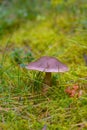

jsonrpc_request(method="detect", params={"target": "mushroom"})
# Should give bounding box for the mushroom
[25,56,69,88]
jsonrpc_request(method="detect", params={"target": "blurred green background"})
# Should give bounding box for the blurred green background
[0,0,87,130]
[0,0,87,37]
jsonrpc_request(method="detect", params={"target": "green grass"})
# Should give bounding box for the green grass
[0,0,87,129]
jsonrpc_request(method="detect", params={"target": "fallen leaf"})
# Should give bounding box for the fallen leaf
[65,87,72,95]
[72,85,79,91]
[70,89,76,97]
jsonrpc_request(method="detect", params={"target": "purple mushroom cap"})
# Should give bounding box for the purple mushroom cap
[25,56,69,72]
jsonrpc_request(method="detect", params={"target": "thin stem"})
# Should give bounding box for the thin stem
[42,72,51,93]
[44,72,51,86]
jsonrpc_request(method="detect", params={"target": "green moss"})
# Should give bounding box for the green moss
[0,0,87,129]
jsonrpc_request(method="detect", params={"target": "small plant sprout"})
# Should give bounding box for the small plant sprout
[25,56,69,88]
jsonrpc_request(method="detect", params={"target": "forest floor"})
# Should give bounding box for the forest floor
[0,1,87,130]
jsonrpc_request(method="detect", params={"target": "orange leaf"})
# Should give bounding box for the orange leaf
[72,85,79,91]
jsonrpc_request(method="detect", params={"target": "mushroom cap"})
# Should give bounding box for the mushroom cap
[26,56,69,72]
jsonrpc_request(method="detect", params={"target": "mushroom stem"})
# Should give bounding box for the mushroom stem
[42,72,51,93]
[44,72,51,86]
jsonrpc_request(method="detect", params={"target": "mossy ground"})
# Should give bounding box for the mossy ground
[0,0,87,130]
